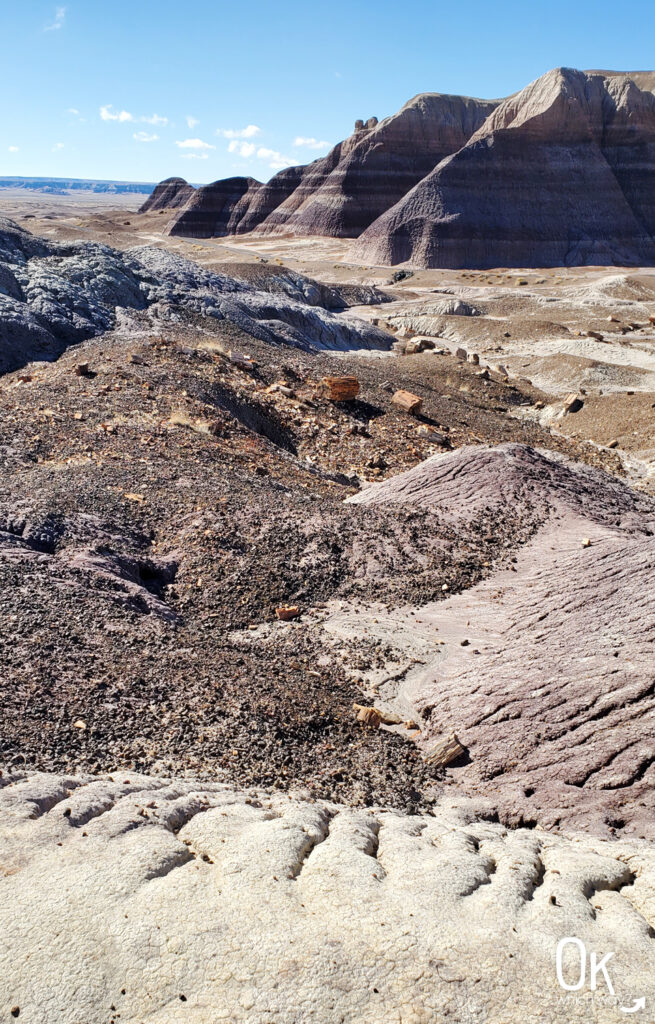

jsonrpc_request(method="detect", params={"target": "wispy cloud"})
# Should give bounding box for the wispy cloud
[226,138,295,170]
[180,153,209,161]
[186,115,199,129]
[67,107,79,116]
[294,136,330,150]
[100,106,168,126]
[8,146,19,153]
[256,147,295,170]
[52,142,64,151]
[133,131,158,143]
[217,124,261,139]
[45,6,66,31]
[176,138,215,150]
[142,114,168,126]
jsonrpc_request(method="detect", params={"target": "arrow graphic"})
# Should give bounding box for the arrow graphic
[620,997,646,1014]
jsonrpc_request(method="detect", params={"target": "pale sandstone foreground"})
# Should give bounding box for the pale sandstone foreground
[2,772,655,1024]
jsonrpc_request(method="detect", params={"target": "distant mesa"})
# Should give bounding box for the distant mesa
[0,176,155,196]
[146,68,655,269]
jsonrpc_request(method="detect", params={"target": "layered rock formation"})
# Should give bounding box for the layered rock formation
[164,94,497,239]
[252,95,497,238]
[0,219,391,372]
[155,68,655,268]
[138,176,195,213]
[352,68,655,267]
[163,175,261,237]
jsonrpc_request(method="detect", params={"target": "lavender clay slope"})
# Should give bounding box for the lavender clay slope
[346,444,655,835]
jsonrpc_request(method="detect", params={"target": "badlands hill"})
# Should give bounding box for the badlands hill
[353,67,655,268]
[156,94,496,240]
[147,67,655,268]
[138,176,194,212]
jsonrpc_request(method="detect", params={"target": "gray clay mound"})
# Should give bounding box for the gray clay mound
[2,771,655,1023]
[0,220,391,372]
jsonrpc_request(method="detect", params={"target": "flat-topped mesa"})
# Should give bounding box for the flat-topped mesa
[164,176,262,238]
[138,177,195,213]
[351,67,655,268]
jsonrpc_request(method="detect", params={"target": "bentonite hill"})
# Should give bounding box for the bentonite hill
[146,67,655,269]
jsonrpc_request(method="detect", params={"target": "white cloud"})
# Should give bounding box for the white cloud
[8,146,19,153]
[101,106,168,126]
[176,138,215,150]
[100,105,134,123]
[45,6,66,31]
[180,153,209,161]
[52,142,64,151]
[226,138,295,170]
[67,107,79,116]
[186,115,199,129]
[256,147,295,170]
[294,136,330,150]
[133,131,158,143]
[217,124,261,139]
[228,140,256,157]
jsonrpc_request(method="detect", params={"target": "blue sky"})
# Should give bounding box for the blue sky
[3,1,655,184]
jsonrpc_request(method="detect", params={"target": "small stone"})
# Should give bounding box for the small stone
[320,376,359,402]
[424,733,465,767]
[391,390,422,415]
[228,350,255,369]
[353,704,382,729]
[275,606,301,621]
[73,720,86,730]
[582,538,592,548]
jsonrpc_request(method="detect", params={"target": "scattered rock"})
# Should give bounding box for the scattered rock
[391,390,423,415]
[424,734,465,767]
[320,376,360,402]
[353,705,382,729]
[275,606,301,621]
[563,393,584,414]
